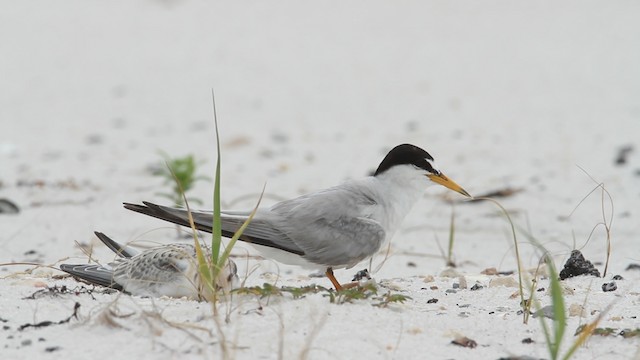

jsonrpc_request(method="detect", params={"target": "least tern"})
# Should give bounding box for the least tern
[60,232,238,299]
[125,144,470,290]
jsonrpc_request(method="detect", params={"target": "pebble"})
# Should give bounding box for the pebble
[470,283,483,291]
[559,250,600,280]
[489,276,519,288]
[0,199,19,214]
[458,276,468,289]
[569,303,587,317]
[602,281,617,292]
[440,267,461,278]
[532,305,555,319]
[422,275,435,283]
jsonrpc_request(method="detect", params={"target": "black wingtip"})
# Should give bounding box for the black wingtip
[94,231,136,258]
[123,202,147,211]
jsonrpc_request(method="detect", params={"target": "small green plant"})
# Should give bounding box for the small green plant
[281,284,329,299]
[232,282,409,307]
[234,283,283,298]
[326,282,379,304]
[153,153,209,207]
[373,292,411,308]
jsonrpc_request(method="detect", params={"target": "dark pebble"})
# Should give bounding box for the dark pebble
[351,269,370,281]
[559,250,600,280]
[625,263,640,271]
[470,283,483,291]
[615,145,633,165]
[427,298,438,304]
[0,199,20,214]
[602,282,617,292]
[612,275,623,280]
[522,337,534,344]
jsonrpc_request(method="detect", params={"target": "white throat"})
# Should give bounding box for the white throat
[369,165,430,239]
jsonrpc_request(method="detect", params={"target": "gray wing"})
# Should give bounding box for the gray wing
[124,178,386,268]
[269,181,386,267]
[123,202,305,256]
[59,264,122,290]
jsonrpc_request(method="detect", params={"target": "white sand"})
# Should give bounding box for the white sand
[1,2,639,359]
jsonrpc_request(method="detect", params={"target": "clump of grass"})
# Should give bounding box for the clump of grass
[153,153,209,207]
[477,186,612,359]
[185,91,263,307]
[161,91,261,308]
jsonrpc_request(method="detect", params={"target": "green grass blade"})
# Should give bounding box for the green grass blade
[547,257,566,359]
[215,184,266,274]
[211,90,222,264]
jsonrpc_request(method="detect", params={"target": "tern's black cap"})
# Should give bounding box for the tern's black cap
[374,144,438,176]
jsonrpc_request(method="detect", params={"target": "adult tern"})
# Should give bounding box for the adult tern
[124,144,471,290]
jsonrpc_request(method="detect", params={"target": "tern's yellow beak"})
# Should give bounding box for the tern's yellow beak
[427,173,471,198]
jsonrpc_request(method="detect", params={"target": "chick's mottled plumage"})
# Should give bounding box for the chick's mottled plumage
[61,232,238,299]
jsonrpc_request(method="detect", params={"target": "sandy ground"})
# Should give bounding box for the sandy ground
[1,1,640,359]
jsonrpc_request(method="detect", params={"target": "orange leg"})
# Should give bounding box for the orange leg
[325,268,343,291]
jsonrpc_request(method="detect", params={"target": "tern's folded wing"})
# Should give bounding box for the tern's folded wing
[268,182,386,267]
[283,216,385,268]
[60,264,123,290]
[124,202,306,256]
